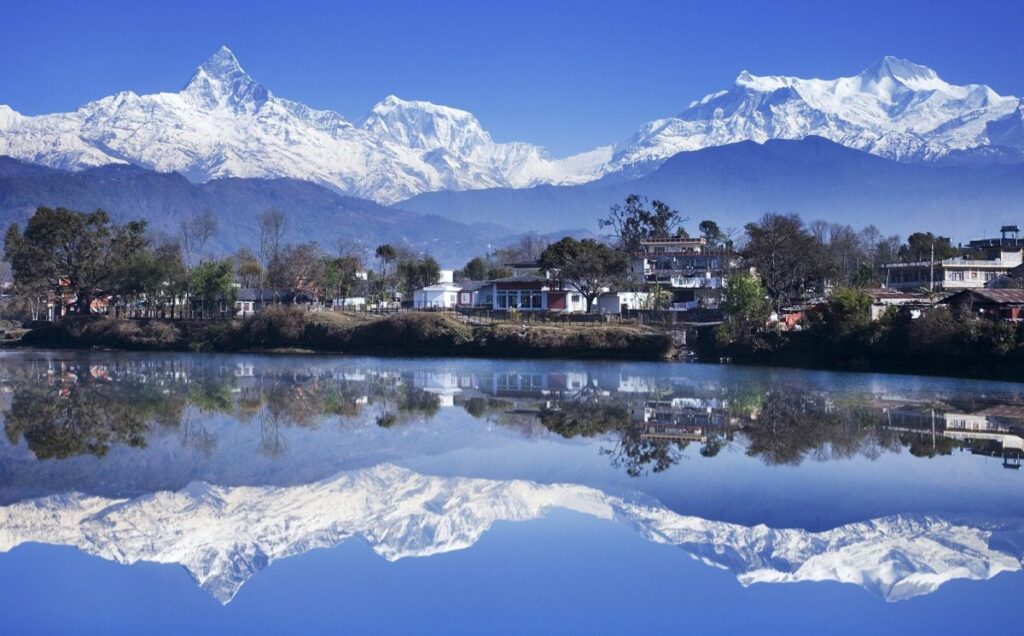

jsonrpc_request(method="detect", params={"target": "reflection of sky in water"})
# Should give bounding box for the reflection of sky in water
[0,351,1022,633]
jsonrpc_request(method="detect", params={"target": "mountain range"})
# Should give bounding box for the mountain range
[0,464,1020,604]
[1,48,1021,207]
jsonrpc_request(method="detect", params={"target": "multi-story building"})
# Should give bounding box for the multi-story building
[632,237,739,310]
[881,226,1024,292]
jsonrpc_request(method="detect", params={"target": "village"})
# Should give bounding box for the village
[7,200,1024,335]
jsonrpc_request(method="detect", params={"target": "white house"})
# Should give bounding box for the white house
[413,283,461,309]
[595,291,652,314]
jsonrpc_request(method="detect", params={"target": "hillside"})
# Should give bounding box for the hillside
[0,157,510,265]
[399,137,1024,238]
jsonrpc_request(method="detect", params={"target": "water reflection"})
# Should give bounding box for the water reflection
[4,355,1023,475]
[2,352,1024,609]
[0,464,1019,604]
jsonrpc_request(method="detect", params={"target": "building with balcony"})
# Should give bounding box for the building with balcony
[632,237,739,309]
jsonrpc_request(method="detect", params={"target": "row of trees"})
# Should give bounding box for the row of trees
[1,206,443,320]
[2,199,962,321]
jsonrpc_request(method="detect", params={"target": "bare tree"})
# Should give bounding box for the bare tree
[258,209,287,285]
[279,242,326,299]
[180,209,218,267]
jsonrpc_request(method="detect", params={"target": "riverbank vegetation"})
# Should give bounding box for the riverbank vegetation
[18,308,676,360]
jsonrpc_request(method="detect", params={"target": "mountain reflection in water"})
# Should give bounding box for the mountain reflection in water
[1,464,1021,604]
[1,351,1023,608]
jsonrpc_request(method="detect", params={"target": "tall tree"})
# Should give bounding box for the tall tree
[278,243,327,298]
[258,209,287,283]
[600,194,687,253]
[900,232,959,262]
[323,254,364,303]
[4,207,148,314]
[742,213,827,309]
[397,254,442,296]
[716,271,769,344]
[190,259,235,318]
[232,248,263,288]
[180,209,218,266]
[699,220,724,246]
[539,237,628,312]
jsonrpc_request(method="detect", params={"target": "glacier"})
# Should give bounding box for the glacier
[0,49,1020,204]
[0,464,1019,604]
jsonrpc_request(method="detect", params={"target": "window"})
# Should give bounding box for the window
[947,271,965,281]
[571,294,582,304]
[497,291,509,309]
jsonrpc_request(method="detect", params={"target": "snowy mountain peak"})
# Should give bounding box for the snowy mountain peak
[183,46,269,111]
[0,51,1020,201]
[362,95,492,152]
[861,56,939,84]
[608,55,1022,171]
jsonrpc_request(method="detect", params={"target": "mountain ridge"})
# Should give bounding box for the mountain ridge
[0,49,1020,204]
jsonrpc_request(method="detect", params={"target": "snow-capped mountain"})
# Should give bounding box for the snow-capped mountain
[0,50,1019,204]
[0,464,1019,604]
[609,56,1024,173]
[0,47,609,203]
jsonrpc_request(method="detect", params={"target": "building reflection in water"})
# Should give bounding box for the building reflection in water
[2,356,1023,474]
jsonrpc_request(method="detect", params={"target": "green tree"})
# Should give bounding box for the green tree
[190,259,236,318]
[397,254,442,296]
[4,207,149,315]
[699,220,724,245]
[539,237,628,312]
[460,256,489,281]
[716,271,769,344]
[323,254,364,303]
[900,232,959,262]
[826,287,872,334]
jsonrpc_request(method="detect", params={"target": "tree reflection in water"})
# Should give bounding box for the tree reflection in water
[2,356,1023,475]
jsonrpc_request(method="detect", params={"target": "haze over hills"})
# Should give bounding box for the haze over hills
[0,47,1021,208]
[0,157,515,265]
[401,137,1024,239]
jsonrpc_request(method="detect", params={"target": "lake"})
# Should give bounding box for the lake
[0,350,1022,634]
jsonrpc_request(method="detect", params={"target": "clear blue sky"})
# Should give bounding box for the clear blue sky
[1,0,1021,156]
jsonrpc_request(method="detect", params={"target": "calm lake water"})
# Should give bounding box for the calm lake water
[0,350,1022,634]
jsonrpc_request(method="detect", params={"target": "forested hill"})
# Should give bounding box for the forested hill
[0,157,510,266]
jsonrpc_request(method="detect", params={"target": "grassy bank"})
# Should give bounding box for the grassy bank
[16,308,677,360]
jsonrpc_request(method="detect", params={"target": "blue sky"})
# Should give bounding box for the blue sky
[1,0,1022,156]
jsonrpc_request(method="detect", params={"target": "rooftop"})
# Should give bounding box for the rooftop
[487,274,550,284]
[943,288,1024,304]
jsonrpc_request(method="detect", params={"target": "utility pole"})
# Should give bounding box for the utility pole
[929,241,935,293]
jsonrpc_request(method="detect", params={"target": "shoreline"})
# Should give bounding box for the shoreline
[10,312,1024,383]
[12,311,679,362]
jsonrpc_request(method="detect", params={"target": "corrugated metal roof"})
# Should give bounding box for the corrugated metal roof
[947,288,1024,304]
